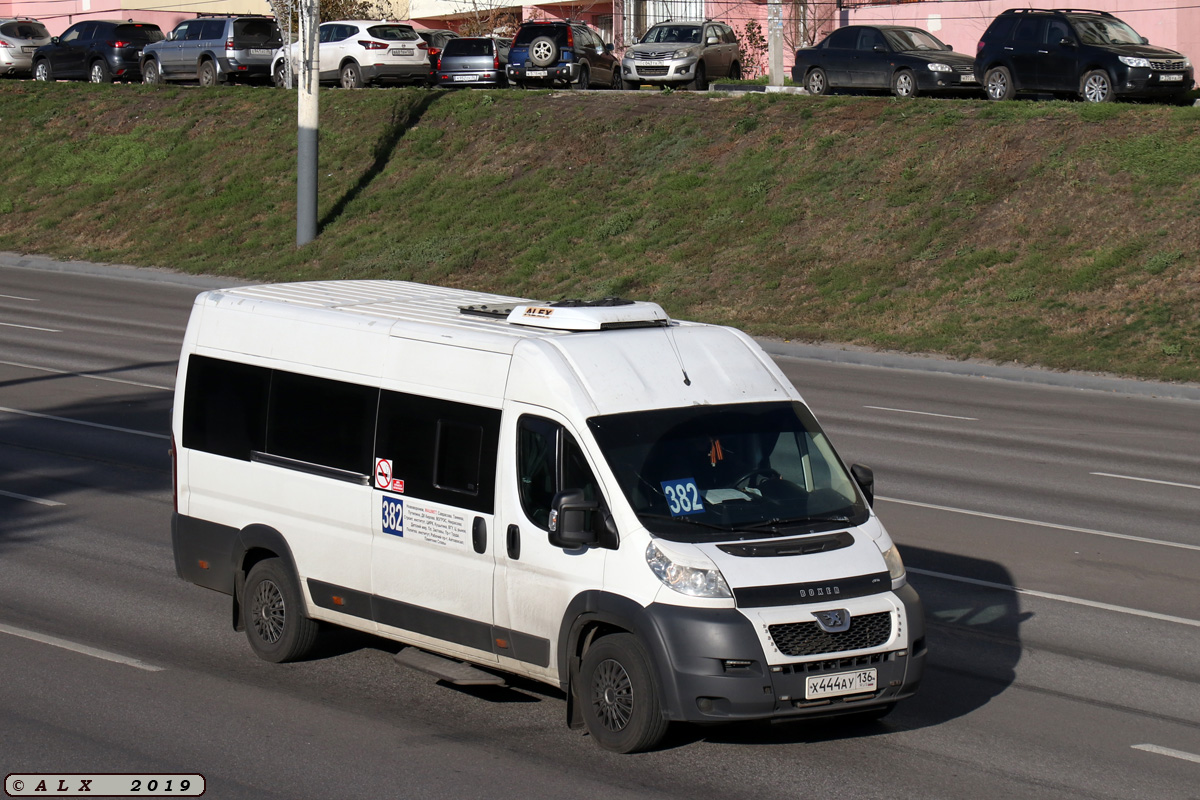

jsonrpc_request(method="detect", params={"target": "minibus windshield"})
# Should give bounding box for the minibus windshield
[588,402,868,541]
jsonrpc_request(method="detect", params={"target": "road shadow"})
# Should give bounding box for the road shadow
[318,91,446,234]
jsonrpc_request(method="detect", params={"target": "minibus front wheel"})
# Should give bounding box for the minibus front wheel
[580,633,669,753]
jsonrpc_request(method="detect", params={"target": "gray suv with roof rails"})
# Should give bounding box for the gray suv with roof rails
[621,19,742,90]
[974,8,1194,102]
[141,14,281,86]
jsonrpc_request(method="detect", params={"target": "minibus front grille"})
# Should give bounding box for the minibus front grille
[768,612,892,657]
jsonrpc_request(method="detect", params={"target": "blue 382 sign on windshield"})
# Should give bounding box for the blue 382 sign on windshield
[661,478,705,516]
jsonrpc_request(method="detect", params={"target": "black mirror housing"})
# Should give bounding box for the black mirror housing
[549,489,600,549]
[851,464,875,506]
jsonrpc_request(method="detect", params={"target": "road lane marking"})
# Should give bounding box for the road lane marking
[0,405,169,440]
[1091,472,1200,492]
[0,489,63,507]
[0,322,60,332]
[0,359,172,391]
[879,496,1200,553]
[0,622,164,672]
[1132,744,1200,764]
[909,568,1200,628]
[0,293,38,301]
[864,405,978,421]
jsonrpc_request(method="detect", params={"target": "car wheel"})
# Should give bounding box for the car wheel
[729,61,742,81]
[984,66,1014,101]
[272,61,293,89]
[242,558,320,663]
[1080,69,1114,103]
[690,61,707,91]
[142,59,162,85]
[574,64,590,90]
[89,60,112,84]
[33,59,51,82]
[610,68,622,91]
[805,67,828,96]
[580,634,669,754]
[340,61,363,89]
[529,35,558,68]
[891,69,917,99]
[198,60,221,87]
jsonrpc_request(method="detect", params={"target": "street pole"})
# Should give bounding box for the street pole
[767,2,784,87]
[296,0,318,246]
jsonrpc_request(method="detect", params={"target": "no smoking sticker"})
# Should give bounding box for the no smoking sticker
[375,458,392,490]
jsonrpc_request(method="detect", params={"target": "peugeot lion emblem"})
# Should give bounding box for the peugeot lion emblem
[814,609,852,633]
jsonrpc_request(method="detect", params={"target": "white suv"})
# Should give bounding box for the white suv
[272,20,429,88]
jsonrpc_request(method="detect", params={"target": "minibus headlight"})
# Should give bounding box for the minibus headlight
[645,541,732,598]
[882,544,907,588]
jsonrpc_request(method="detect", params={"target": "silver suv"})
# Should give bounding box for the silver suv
[0,18,51,75]
[621,20,742,90]
[141,14,281,86]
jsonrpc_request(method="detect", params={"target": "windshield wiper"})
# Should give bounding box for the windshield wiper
[740,514,852,532]
[636,513,730,532]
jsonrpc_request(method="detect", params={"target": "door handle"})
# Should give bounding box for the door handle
[472,517,487,554]
[506,524,521,561]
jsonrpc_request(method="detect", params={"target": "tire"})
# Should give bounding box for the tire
[579,633,669,754]
[984,66,1014,101]
[272,61,292,89]
[574,64,589,90]
[198,59,221,87]
[142,59,162,85]
[1080,69,1113,103]
[89,60,112,84]
[33,59,51,82]
[242,558,320,663]
[340,61,363,89]
[690,61,707,91]
[610,68,622,91]
[806,67,828,96]
[529,35,558,68]
[728,61,742,81]
[891,68,917,99]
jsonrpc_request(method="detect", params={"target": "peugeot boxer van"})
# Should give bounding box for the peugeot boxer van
[171,281,925,752]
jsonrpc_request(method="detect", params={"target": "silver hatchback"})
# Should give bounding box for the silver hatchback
[621,20,742,90]
[0,18,51,75]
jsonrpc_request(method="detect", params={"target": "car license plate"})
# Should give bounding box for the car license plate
[250,48,271,56]
[22,45,36,53]
[454,74,478,81]
[1160,73,1183,82]
[805,668,877,699]
[959,75,978,83]
[639,60,667,67]
[392,47,413,56]
[526,69,547,77]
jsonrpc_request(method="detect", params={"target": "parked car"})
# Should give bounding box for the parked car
[141,14,280,86]
[32,20,163,83]
[272,21,429,88]
[416,28,459,82]
[433,36,508,88]
[793,25,978,98]
[0,17,51,76]
[975,8,1195,102]
[621,20,742,90]
[506,20,619,89]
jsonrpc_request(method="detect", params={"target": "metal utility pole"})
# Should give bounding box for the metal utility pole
[767,2,784,87]
[296,0,319,246]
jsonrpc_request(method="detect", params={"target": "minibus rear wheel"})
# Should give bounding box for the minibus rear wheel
[580,633,669,753]
[243,558,320,663]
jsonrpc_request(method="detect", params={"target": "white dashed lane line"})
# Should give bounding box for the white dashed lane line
[1131,744,1200,764]
[1091,472,1200,492]
[0,623,164,672]
[863,405,978,421]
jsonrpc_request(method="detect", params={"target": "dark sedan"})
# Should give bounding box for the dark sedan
[433,36,507,87]
[792,25,979,98]
[32,19,163,83]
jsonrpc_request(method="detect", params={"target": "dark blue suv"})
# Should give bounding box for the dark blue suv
[975,8,1194,102]
[505,20,619,90]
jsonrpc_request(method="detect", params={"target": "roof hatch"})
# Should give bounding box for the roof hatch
[459,297,671,331]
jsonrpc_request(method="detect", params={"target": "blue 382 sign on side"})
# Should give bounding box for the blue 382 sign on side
[382,496,404,536]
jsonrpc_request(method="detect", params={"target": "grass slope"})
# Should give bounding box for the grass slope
[0,82,1197,382]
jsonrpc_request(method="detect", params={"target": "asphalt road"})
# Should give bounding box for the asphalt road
[1,259,1198,799]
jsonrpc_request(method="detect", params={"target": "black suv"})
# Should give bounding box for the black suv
[506,20,619,89]
[141,15,281,86]
[32,20,163,83]
[975,8,1194,102]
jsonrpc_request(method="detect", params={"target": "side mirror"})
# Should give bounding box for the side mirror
[944,43,953,51]
[605,42,614,52]
[1060,37,1076,47]
[51,36,60,44]
[707,36,719,45]
[548,489,599,549]
[1141,36,1149,44]
[850,464,875,507]
[873,44,887,52]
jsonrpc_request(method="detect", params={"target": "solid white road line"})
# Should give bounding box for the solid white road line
[0,359,172,391]
[0,489,63,507]
[0,322,60,332]
[0,622,164,672]
[909,568,1200,629]
[878,496,1200,553]
[0,293,38,301]
[863,405,979,421]
[1131,744,1200,764]
[1091,472,1200,492]
[0,405,169,440]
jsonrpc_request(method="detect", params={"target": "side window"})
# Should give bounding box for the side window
[173,22,192,40]
[319,24,335,44]
[857,28,884,50]
[199,20,225,40]
[826,28,857,49]
[60,24,84,43]
[265,371,377,475]
[182,355,269,460]
[1013,17,1041,44]
[376,391,500,513]
[1046,19,1071,44]
[517,416,606,533]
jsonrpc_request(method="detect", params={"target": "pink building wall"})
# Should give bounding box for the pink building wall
[1,1,190,36]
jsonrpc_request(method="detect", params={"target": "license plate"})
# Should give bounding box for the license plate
[454,74,478,81]
[805,668,877,699]
[526,69,547,77]
[639,60,667,67]
[959,75,977,83]
[392,47,413,56]
[250,48,271,56]
[1160,73,1183,81]
[22,45,36,53]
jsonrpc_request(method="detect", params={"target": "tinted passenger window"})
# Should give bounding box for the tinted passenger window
[826,28,857,49]
[517,416,606,533]
[444,38,492,57]
[1013,17,1042,43]
[266,372,377,475]
[182,355,269,461]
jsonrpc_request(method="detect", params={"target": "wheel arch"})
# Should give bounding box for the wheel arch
[230,524,300,632]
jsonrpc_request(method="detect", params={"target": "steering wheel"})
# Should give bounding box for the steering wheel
[733,467,780,491]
